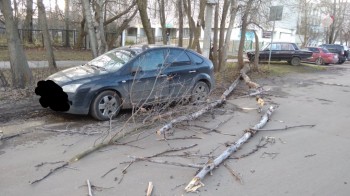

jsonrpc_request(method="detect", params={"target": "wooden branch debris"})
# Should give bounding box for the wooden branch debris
[87,179,93,196]
[146,182,154,196]
[157,63,260,136]
[184,106,276,193]
[30,162,69,184]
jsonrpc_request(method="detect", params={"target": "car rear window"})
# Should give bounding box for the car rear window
[165,49,191,65]
[187,51,204,64]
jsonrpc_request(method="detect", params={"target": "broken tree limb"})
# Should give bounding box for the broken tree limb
[157,77,241,136]
[146,182,153,196]
[87,179,93,196]
[240,63,260,89]
[184,105,276,192]
[156,99,225,135]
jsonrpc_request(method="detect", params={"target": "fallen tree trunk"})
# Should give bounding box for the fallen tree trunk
[157,63,258,136]
[157,77,241,135]
[184,105,276,192]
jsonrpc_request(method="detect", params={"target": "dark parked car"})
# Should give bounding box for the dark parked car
[35,45,215,120]
[319,44,348,64]
[304,47,338,65]
[246,42,313,66]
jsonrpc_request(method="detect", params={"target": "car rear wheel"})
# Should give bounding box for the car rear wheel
[191,81,209,103]
[315,57,324,65]
[90,90,121,121]
[290,57,301,66]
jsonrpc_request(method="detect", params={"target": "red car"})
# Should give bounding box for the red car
[304,47,338,65]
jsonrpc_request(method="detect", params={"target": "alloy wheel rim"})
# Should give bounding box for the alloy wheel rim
[99,95,118,117]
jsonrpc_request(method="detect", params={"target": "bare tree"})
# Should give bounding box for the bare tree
[23,0,34,43]
[0,0,33,88]
[190,0,205,53]
[183,0,195,48]
[136,0,155,44]
[219,0,239,72]
[64,0,70,47]
[158,0,167,44]
[37,0,58,72]
[82,0,98,58]
[177,0,183,47]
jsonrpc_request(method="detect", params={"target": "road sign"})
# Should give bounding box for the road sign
[269,6,283,21]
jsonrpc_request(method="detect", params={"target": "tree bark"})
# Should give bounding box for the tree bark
[220,0,238,71]
[252,30,260,71]
[211,3,219,70]
[24,0,34,43]
[183,0,195,48]
[177,0,183,47]
[136,0,155,44]
[64,0,70,47]
[158,0,167,45]
[190,0,205,53]
[75,17,87,49]
[185,105,276,192]
[37,0,57,72]
[0,0,33,88]
[237,0,254,70]
[217,0,230,71]
[82,0,98,58]
[94,0,108,55]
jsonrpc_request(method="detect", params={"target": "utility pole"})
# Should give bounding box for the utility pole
[202,0,218,59]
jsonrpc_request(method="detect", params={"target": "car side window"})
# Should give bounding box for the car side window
[164,49,191,66]
[133,49,165,71]
[271,43,281,50]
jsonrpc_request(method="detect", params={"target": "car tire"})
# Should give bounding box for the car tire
[338,59,345,64]
[315,57,324,65]
[290,57,301,66]
[90,90,121,121]
[191,81,209,103]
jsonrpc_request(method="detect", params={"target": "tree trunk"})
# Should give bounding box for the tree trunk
[0,0,33,88]
[82,0,98,58]
[217,0,230,72]
[64,0,70,47]
[237,0,254,70]
[136,0,155,44]
[177,0,183,47]
[252,30,260,71]
[24,0,34,43]
[190,0,205,53]
[75,17,87,49]
[212,3,219,70]
[158,0,167,45]
[183,0,195,48]
[220,0,238,72]
[185,105,276,192]
[38,0,57,72]
[94,0,108,55]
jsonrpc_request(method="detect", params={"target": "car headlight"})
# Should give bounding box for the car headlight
[62,84,83,93]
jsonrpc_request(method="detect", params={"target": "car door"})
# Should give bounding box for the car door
[163,48,197,98]
[126,48,169,106]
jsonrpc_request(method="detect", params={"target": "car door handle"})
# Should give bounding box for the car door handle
[189,70,196,73]
[159,74,167,77]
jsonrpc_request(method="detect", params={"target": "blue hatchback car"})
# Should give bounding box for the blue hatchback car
[35,45,215,120]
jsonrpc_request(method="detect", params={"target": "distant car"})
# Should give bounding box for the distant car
[246,42,313,66]
[35,45,215,121]
[303,47,338,65]
[319,44,348,64]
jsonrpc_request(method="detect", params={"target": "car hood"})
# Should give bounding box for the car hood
[47,65,106,85]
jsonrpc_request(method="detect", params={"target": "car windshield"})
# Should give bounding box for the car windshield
[86,49,136,71]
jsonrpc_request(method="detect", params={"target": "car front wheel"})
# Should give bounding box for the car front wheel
[290,57,301,66]
[90,90,121,121]
[191,81,209,103]
[315,57,324,65]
